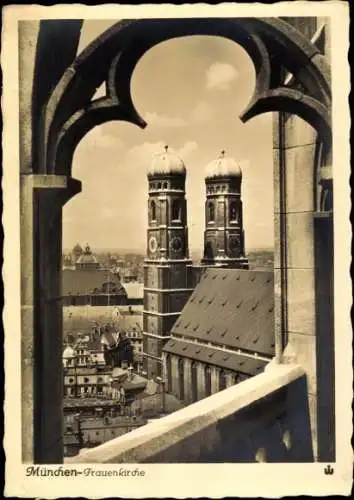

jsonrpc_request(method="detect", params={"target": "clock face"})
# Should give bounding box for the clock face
[149,236,158,254]
[170,236,183,252]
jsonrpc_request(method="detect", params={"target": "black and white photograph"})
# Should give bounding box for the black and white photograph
[2,2,352,498]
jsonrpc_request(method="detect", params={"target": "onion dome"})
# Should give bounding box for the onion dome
[205,150,242,179]
[148,145,186,177]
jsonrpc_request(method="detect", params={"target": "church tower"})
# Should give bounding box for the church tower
[202,151,249,269]
[143,146,193,378]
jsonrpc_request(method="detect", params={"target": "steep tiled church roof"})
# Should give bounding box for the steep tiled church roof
[62,269,126,296]
[170,268,275,357]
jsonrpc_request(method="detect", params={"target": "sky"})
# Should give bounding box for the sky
[63,20,274,254]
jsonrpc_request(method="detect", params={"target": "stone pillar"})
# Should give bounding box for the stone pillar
[225,373,234,388]
[183,359,192,404]
[211,366,219,394]
[18,21,40,175]
[21,176,36,462]
[197,363,206,400]
[314,210,335,461]
[21,174,80,463]
[274,112,321,460]
[171,356,179,397]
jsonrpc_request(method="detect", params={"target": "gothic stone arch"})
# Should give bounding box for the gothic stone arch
[41,17,331,177]
[20,17,332,463]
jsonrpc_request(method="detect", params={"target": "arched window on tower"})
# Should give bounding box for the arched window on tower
[150,200,156,221]
[172,199,182,221]
[229,202,239,223]
[191,361,198,402]
[205,365,212,396]
[208,201,215,223]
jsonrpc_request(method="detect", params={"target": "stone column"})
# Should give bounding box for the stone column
[183,359,192,404]
[171,356,179,397]
[273,112,320,460]
[21,175,36,462]
[225,373,234,388]
[211,366,219,394]
[21,174,80,463]
[18,21,40,175]
[197,363,206,400]
[314,209,335,461]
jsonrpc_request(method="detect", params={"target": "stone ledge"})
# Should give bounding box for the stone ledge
[66,364,306,464]
[20,173,82,192]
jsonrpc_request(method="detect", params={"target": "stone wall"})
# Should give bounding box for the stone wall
[164,354,239,404]
[273,18,334,461]
[66,365,312,463]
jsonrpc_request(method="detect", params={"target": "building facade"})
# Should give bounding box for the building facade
[63,366,112,397]
[202,152,249,269]
[143,147,195,378]
[142,149,273,401]
[162,268,274,403]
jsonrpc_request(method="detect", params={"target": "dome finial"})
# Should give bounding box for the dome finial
[205,151,242,179]
[148,145,186,177]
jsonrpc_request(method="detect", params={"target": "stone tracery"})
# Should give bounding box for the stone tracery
[41,18,331,178]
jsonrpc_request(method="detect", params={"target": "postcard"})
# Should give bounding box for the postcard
[2,2,352,497]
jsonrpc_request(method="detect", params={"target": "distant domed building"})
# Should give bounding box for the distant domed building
[63,345,75,367]
[62,244,128,306]
[75,245,100,270]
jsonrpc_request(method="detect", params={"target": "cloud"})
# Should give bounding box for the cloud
[205,62,239,90]
[144,111,187,128]
[124,140,198,172]
[177,141,198,158]
[190,101,213,123]
[80,125,124,151]
[125,141,165,170]
[144,104,213,128]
